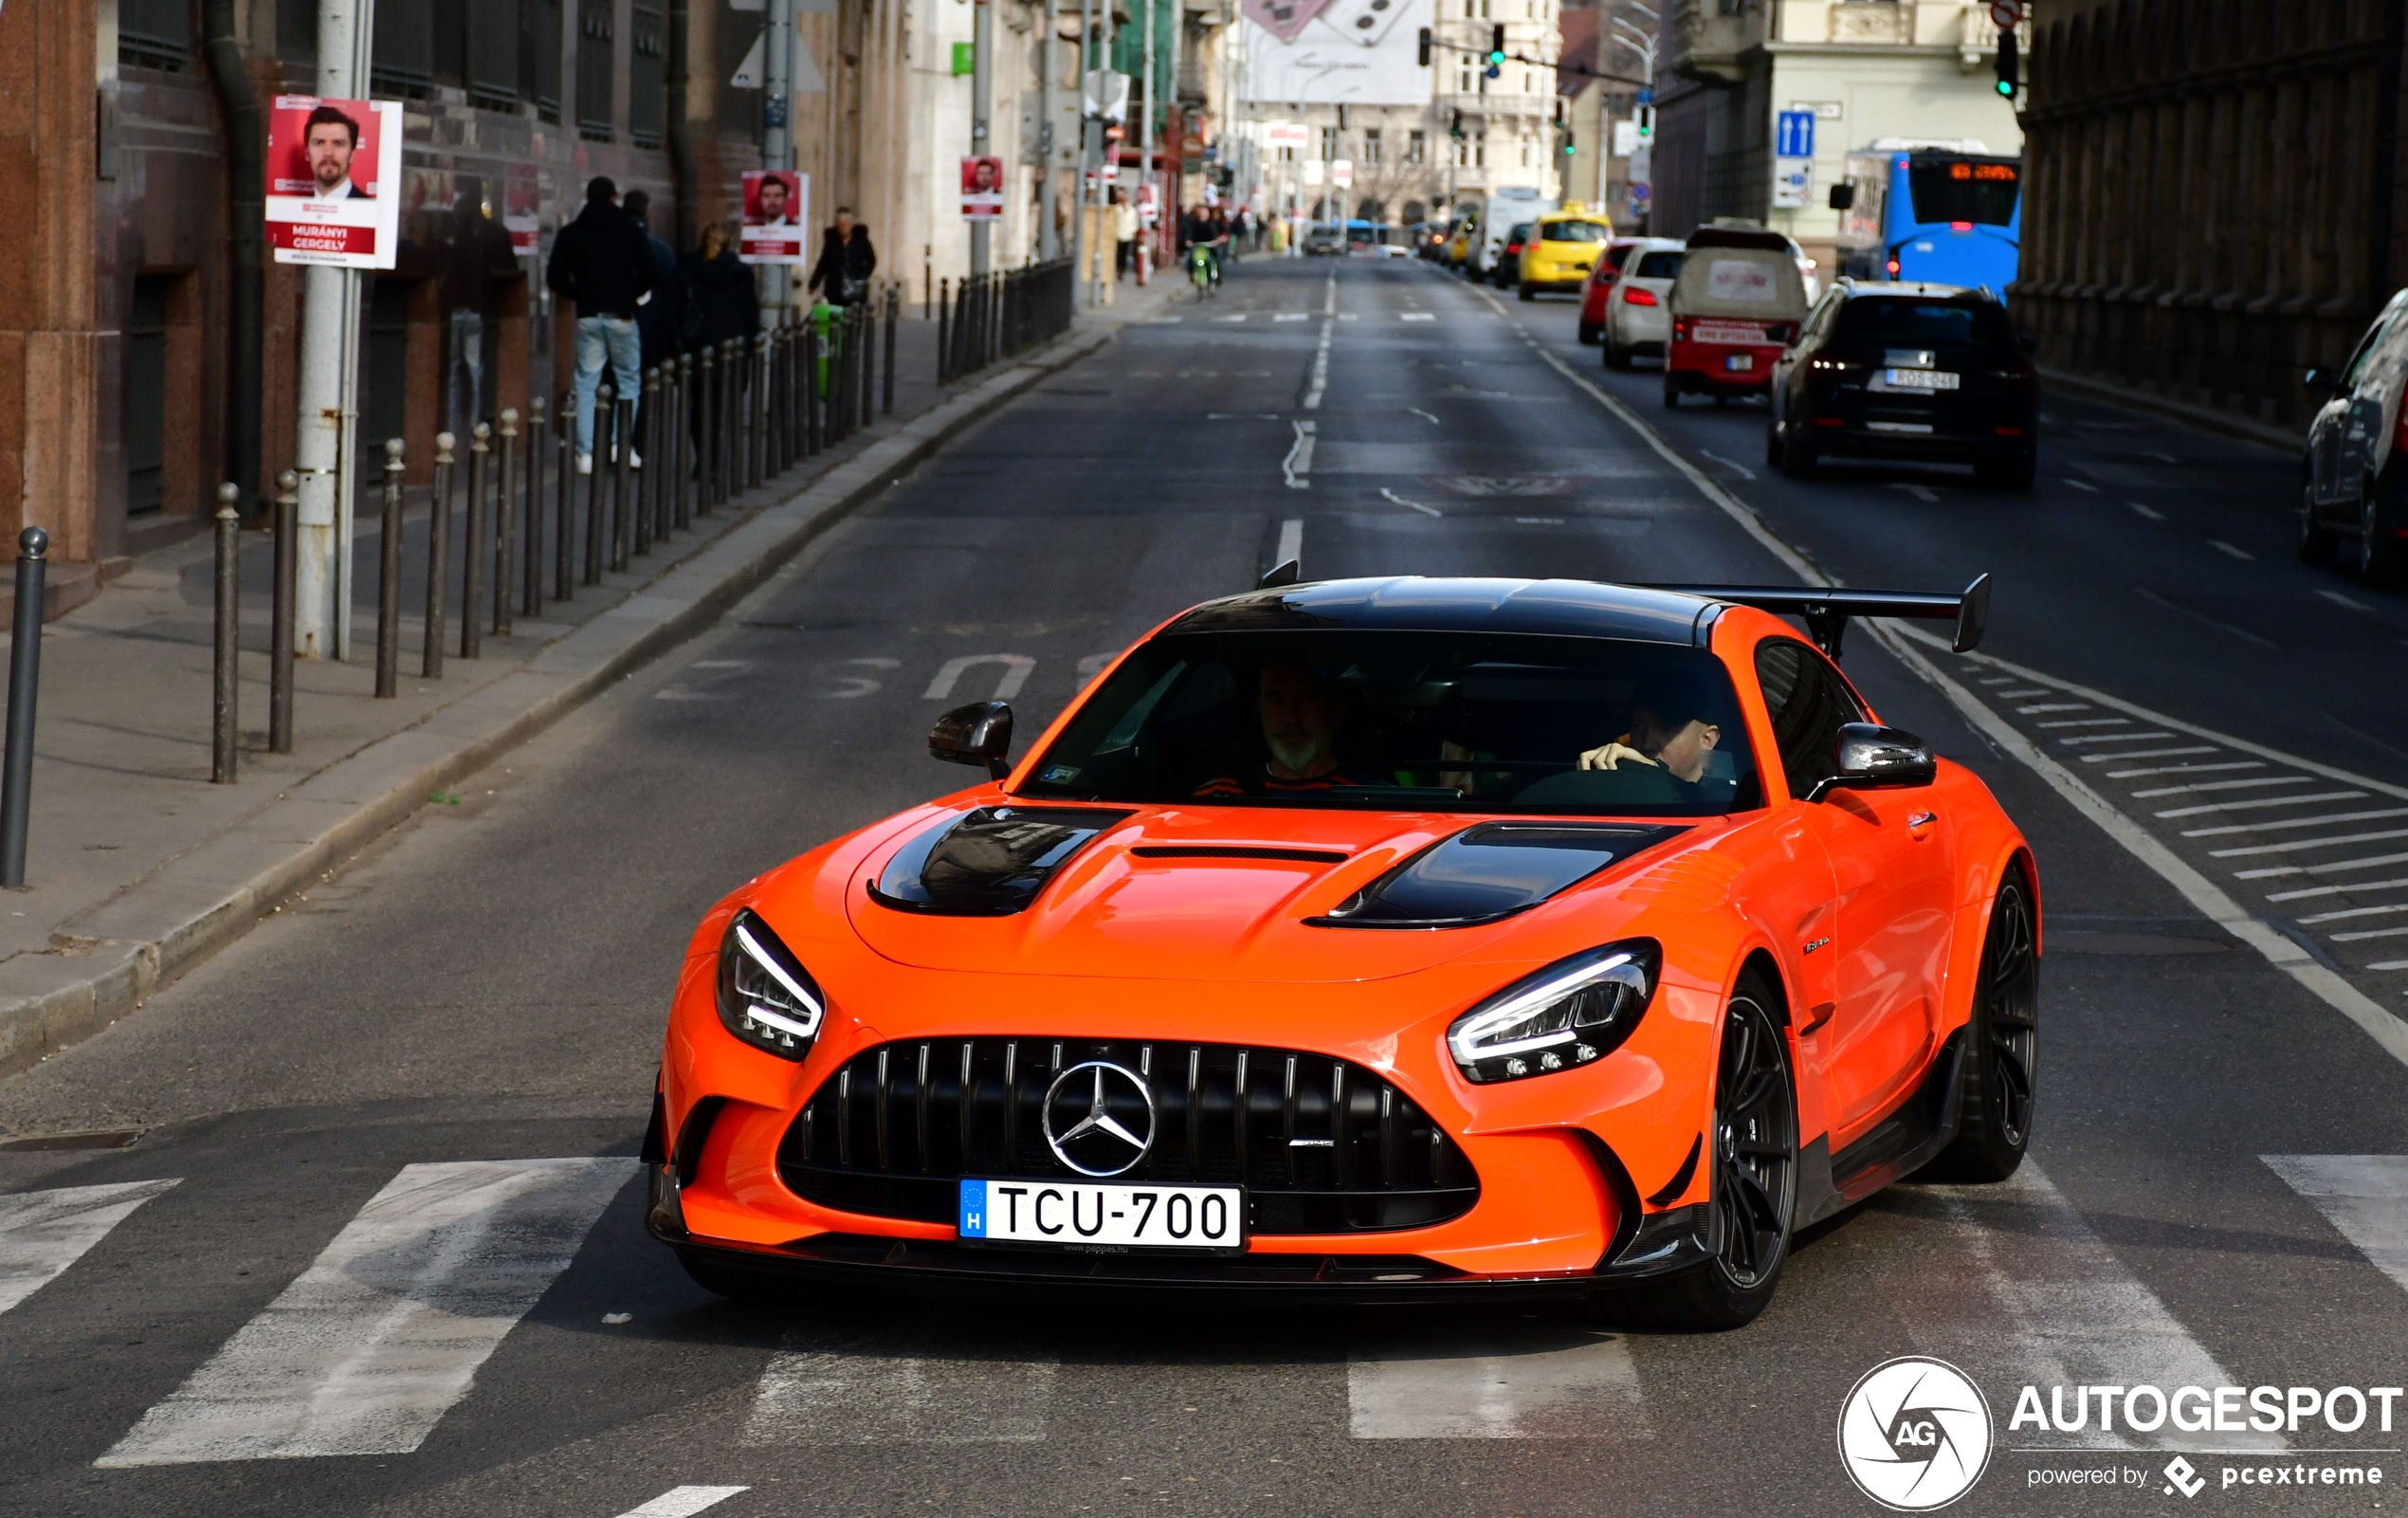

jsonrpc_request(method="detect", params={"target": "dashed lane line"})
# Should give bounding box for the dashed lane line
[2265,1157,2408,1301]
[1277,517,1305,568]
[1524,338,2408,1070]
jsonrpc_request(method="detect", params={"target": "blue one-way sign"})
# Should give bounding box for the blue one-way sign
[1776,110,1815,158]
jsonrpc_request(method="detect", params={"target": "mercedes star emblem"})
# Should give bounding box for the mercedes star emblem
[1042,1060,1157,1177]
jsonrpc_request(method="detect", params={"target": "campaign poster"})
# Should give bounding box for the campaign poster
[265,95,403,269]
[739,170,808,265]
[960,155,1007,220]
[503,162,542,257]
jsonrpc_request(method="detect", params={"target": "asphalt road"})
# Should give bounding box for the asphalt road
[4,254,2408,1517]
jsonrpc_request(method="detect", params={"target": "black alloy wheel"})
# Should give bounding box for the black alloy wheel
[2362,480,2406,587]
[2298,479,2340,564]
[1593,979,1797,1332]
[1578,317,1600,345]
[1922,869,2040,1182]
[1778,417,1817,479]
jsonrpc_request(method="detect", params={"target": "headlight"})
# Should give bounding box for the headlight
[1446,940,1661,1084]
[715,908,826,1060]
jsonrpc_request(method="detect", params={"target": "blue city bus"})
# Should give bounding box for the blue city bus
[1838,149,2021,295]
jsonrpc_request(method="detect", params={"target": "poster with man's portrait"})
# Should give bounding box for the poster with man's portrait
[740,170,808,265]
[960,155,1006,220]
[264,95,402,268]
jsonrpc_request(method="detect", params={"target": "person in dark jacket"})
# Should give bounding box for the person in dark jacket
[806,208,877,306]
[680,222,759,348]
[624,190,685,369]
[546,176,656,472]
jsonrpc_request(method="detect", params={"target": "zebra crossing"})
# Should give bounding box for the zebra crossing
[4,1150,2408,1497]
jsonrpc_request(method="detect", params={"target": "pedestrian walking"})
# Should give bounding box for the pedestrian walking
[1112,190,1137,280]
[681,223,759,347]
[807,208,878,307]
[625,190,686,370]
[546,176,656,475]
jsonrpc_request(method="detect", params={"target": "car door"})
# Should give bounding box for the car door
[1755,638,1955,1138]
[2316,312,2390,507]
[2338,296,2408,501]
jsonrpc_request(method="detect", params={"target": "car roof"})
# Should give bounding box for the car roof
[1162,576,1723,646]
[1837,278,1979,301]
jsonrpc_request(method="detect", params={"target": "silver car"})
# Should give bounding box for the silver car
[1601,238,1687,371]
[2302,284,2408,585]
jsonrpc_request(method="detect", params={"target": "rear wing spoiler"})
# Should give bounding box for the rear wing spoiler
[1643,574,1990,659]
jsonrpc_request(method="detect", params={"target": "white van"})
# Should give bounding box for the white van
[1471,187,1556,278]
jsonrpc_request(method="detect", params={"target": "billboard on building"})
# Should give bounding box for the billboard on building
[265,95,403,269]
[1240,0,1435,109]
[740,171,808,264]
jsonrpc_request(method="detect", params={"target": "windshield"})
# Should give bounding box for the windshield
[1834,298,2016,353]
[1018,631,1764,817]
[1541,221,1608,244]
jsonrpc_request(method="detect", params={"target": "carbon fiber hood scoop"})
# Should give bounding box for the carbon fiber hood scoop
[1306,822,1689,929]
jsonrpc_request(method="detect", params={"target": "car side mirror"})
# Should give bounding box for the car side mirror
[1826,184,1854,211]
[930,701,1014,780]
[1806,723,1936,802]
[2304,367,2339,397]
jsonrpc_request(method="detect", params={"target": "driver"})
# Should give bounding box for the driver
[1578,686,1731,804]
[1195,664,1377,796]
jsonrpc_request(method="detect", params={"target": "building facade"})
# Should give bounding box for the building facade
[1651,0,2020,275]
[2016,0,2408,432]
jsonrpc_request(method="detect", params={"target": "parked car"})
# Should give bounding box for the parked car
[1601,238,1687,370]
[2301,285,2408,585]
[1518,206,1614,301]
[1663,227,1812,407]
[1491,223,1536,288]
[1579,238,1645,344]
[1765,279,2038,490]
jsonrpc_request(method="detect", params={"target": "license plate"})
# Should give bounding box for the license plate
[958,1178,1244,1250]
[1692,321,1765,345]
[1883,368,1960,391]
[1866,420,1935,434]
[1724,354,1755,372]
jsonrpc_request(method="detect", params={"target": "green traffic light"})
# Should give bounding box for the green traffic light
[1995,78,2016,97]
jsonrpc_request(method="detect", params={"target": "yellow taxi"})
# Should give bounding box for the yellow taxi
[1443,213,1478,269]
[1516,204,1614,300]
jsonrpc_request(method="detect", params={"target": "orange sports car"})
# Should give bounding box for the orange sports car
[645,575,2037,1329]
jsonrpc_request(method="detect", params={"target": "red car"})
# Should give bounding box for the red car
[1664,227,1812,407]
[1579,239,1643,345]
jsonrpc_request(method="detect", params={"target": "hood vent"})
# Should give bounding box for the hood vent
[1307,822,1687,930]
[1129,845,1351,864]
[870,806,1132,916]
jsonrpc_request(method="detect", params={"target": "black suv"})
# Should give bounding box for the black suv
[1766,280,2039,490]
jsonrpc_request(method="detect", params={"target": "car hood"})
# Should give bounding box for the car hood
[838,804,1699,984]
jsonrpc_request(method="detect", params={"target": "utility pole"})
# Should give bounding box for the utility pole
[1074,0,1096,305]
[1140,0,1156,281]
[1040,0,1059,260]
[972,0,994,274]
[293,0,374,661]
[763,0,794,324]
[1166,0,1183,259]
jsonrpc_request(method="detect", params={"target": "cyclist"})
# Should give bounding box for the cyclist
[1181,207,1224,294]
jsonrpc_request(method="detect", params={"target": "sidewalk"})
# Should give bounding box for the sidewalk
[0,279,1177,1082]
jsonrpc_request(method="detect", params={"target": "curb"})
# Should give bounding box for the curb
[0,326,1117,1081]
[2036,364,2305,456]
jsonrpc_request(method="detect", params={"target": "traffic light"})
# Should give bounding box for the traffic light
[1416,26,1432,65]
[1450,108,1464,140]
[1995,27,2018,98]
[1487,24,1505,79]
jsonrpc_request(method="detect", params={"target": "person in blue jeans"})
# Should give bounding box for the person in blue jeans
[545,176,657,473]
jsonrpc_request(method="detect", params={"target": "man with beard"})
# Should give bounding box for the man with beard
[1194,665,1377,796]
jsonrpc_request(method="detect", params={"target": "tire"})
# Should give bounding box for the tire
[2361,480,2407,587]
[1578,319,1600,345]
[1764,417,1783,466]
[1604,330,1632,371]
[1592,979,1797,1331]
[1518,283,1538,302]
[1918,867,2039,1184]
[1662,375,1681,409]
[2298,480,2341,565]
[1778,421,1817,479]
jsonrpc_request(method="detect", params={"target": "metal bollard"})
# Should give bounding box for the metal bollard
[524,396,546,619]
[744,336,762,490]
[423,438,451,679]
[211,485,241,781]
[270,470,298,751]
[554,402,575,603]
[717,338,737,504]
[611,395,634,572]
[937,278,951,385]
[860,299,877,431]
[0,526,48,887]
[696,347,717,514]
[585,381,611,585]
[375,439,405,698]
[673,355,693,531]
[494,409,518,638]
[462,422,489,660]
[636,370,658,556]
[885,285,899,414]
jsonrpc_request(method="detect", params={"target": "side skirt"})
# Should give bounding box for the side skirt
[1797,1028,1968,1227]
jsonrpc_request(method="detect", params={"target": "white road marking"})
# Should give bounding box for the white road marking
[615,1487,751,1518]
[1075,652,1118,688]
[1348,1322,1649,1439]
[2107,761,2266,778]
[1273,312,1310,321]
[691,659,750,668]
[2265,1157,2408,1299]
[1898,1162,2274,1454]
[0,1179,178,1317]
[2301,903,2408,926]
[2063,477,2100,492]
[2083,746,2217,761]
[2211,829,2408,859]
[2238,851,2408,880]
[2335,925,2408,942]
[1213,314,1248,322]
[1699,448,1758,482]
[2061,732,2178,745]
[2127,777,2316,798]
[810,656,899,700]
[99,1159,633,1466]
[1401,311,1436,321]
[1304,311,1335,412]
[2369,959,2408,971]
[2319,589,2374,613]
[1405,407,1441,426]
[2185,808,2408,838]
[1283,421,1316,489]
[2041,718,2135,729]
[2155,791,2363,816]
[2127,501,2166,521]
[1380,487,1443,517]
[1997,687,2052,700]
[2208,539,2255,560]
[921,653,1035,702]
[2267,877,2408,902]
[653,687,733,702]
[1891,482,1940,503]
[1276,518,1305,569]
[746,1331,1056,1444]
[2016,703,2092,714]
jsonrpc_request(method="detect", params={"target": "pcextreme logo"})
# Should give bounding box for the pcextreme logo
[1838,1356,1996,1511]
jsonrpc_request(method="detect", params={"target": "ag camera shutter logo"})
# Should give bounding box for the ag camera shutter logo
[1837,1357,1995,1510]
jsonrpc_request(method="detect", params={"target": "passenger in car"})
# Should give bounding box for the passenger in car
[1194,665,1378,796]
[1579,693,1725,791]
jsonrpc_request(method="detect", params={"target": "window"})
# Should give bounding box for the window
[123,278,171,516]
[1455,138,1470,167]
[373,1,435,97]
[1475,140,1486,167]
[1754,639,1866,800]
[524,0,563,121]
[1363,128,1381,164]
[276,0,316,64]
[468,0,520,110]
[629,3,666,145]
[1407,129,1426,165]
[1833,298,2016,355]
[1320,126,1339,159]
[576,0,615,139]
[119,0,192,70]
[1520,137,1531,168]
[1457,64,1472,92]
[1277,144,1295,163]
[434,0,466,88]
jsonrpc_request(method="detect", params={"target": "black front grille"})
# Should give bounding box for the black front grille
[779,1038,1481,1235]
